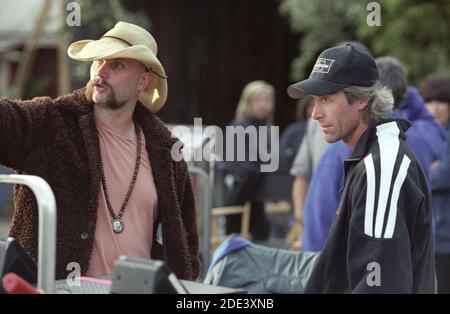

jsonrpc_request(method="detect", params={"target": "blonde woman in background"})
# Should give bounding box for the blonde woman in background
[223,80,275,241]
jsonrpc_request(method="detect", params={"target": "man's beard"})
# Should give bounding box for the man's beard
[85,78,127,110]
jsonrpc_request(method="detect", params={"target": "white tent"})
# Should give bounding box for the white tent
[0,0,63,49]
[0,0,69,97]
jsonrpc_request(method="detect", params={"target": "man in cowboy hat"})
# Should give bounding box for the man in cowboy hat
[0,21,201,280]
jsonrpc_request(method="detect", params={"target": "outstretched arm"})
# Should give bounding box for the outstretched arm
[0,96,52,170]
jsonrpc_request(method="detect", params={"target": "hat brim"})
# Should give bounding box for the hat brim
[68,38,167,112]
[287,78,347,98]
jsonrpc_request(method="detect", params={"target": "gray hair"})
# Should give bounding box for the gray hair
[343,83,394,124]
[375,56,408,107]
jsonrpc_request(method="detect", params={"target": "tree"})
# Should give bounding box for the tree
[279,0,450,85]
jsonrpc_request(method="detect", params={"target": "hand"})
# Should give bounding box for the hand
[430,161,440,172]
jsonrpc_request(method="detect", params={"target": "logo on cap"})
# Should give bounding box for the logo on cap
[312,58,335,74]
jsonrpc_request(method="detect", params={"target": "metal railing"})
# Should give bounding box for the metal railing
[0,174,56,293]
[188,166,212,274]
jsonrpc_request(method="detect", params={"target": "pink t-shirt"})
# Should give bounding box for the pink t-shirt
[86,118,158,277]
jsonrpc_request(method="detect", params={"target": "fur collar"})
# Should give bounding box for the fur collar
[54,88,179,150]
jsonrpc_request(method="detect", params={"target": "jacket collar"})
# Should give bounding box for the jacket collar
[348,119,411,162]
[61,88,178,151]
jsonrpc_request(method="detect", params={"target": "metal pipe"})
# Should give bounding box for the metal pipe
[0,174,56,293]
[187,166,212,273]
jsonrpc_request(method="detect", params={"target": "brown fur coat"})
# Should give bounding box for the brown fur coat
[0,89,201,280]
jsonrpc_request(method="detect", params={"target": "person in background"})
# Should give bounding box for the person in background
[289,115,328,230]
[223,80,275,241]
[273,95,314,240]
[278,95,314,174]
[420,74,450,294]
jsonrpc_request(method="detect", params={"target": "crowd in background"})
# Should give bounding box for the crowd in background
[216,45,450,293]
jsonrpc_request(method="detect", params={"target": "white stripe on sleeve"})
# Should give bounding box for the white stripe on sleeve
[364,154,376,237]
[383,155,411,239]
[374,122,400,238]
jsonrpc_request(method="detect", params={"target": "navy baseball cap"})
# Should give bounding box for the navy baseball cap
[287,43,379,98]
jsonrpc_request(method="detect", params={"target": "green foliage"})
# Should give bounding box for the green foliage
[279,0,450,85]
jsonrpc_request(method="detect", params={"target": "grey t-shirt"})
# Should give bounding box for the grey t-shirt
[289,119,329,180]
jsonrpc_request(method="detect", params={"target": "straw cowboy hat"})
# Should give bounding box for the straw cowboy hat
[68,21,167,112]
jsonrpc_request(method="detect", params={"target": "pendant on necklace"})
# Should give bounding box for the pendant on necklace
[112,218,124,233]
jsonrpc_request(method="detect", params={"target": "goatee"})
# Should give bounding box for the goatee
[85,78,126,109]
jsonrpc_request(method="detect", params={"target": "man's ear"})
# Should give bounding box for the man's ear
[138,71,153,92]
[357,98,370,111]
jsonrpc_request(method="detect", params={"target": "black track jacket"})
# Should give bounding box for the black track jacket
[305,119,435,293]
